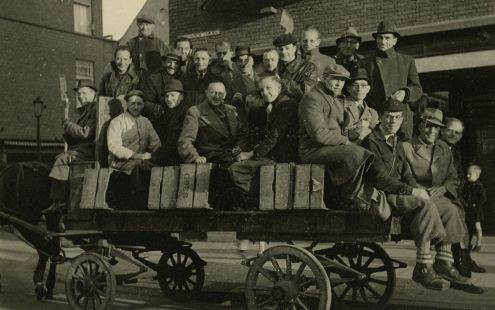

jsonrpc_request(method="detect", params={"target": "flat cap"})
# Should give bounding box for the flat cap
[383,98,405,112]
[163,79,184,93]
[323,64,350,79]
[124,90,144,101]
[136,13,155,24]
[73,79,97,92]
[161,49,183,63]
[273,33,298,47]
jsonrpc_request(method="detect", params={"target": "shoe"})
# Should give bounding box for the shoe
[472,245,481,252]
[451,282,484,294]
[45,289,54,299]
[455,249,472,278]
[433,260,471,285]
[470,259,486,273]
[412,263,450,291]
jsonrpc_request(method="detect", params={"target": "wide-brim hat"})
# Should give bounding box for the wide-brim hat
[383,98,405,112]
[372,20,401,38]
[336,27,362,44]
[231,46,255,61]
[348,68,369,83]
[136,13,155,24]
[73,79,97,92]
[124,90,144,101]
[420,108,445,127]
[273,33,298,47]
[161,49,184,63]
[163,79,184,93]
[323,64,350,79]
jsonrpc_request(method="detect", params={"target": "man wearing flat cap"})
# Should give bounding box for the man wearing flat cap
[360,20,422,141]
[126,14,169,74]
[143,49,184,119]
[99,45,144,98]
[343,68,379,143]
[334,27,364,73]
[47,79,98,209]
[107,90,161,209]
[273,33,318,93]
[151,79,189,166]
[298,63,374,205]
[401,108,470,288]
[300,26,336,79]
[361,101,465,291]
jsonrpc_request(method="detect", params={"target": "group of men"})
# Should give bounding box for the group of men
[45,15,485,293]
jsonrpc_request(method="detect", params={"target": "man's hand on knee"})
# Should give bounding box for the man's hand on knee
[412,188,430,201]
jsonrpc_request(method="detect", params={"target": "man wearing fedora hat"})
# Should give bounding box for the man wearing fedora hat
[47,79,98,210]
[360,20,422,141]
[361,100,462,290]
[299,26,336,79]
[334,27,364,73]
[273,33,318,94]
[402,108,471,287]
[99,45,144,99]
[151,79,189,166]
[343,68,379,143]
[126,14,169,74]
[299,63,374,204]
[143,49,184,118]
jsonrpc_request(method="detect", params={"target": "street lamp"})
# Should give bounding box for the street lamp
[33,96,45,161]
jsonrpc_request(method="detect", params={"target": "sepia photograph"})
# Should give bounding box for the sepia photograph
[0,0,494,309]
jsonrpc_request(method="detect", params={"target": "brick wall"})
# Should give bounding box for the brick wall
[169,0,495,52]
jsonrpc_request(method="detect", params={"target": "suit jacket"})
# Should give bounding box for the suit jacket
[178,100,245,163]
[182,71,218,107]
[361,128,416,195]
[98,62,143,98]
[278,55,318,94]
[403,137,460,198]
[343,99,379,142]
[300,48,336,79]
[360,48,422,140]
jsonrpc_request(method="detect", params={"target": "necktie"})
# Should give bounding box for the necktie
[386,135,395,147]
[358,104,365,115]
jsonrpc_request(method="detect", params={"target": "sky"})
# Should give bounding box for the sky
[102,0,146,40]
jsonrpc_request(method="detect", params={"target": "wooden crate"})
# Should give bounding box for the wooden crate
[79,168,111,210]
[259,163,325,210]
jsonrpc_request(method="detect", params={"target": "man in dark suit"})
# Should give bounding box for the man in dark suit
[181,48,218,107]
[360,20,423,141]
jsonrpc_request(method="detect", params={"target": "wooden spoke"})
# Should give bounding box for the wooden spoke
[364,283,383,299]
[339,284,352,299]
[258,267,278,283]
[295,262,307,278]
[359,287,370,305]
[295,297,310,310]
[369,277,388,285]
[256,296,276,308]
[286,255,293,279]
[270,257,284,280]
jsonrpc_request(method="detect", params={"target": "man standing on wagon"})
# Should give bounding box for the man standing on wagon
[46,79,98,212]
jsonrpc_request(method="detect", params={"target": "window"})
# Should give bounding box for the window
[74,0,92,35]
[75,60,94,82]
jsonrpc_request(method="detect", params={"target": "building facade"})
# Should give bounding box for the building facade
[168,0,495,226]
[0,0,117,162]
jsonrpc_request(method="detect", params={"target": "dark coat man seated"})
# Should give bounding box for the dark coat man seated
[178,80,248,209]
[143,49,183,118]
[362,99,469,291]
[47,79,97,211]
[396,108,469,285]
[107,90,161,209]
[298,64,373,205]
[151,79,189,166]
[99,45,144,99]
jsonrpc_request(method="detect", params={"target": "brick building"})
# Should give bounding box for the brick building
[0,0,117,162]
[168,0,495,223]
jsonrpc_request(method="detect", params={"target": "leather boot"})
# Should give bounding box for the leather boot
[456,248,472,278]
[412,263,449,291]
[433,260,471,285]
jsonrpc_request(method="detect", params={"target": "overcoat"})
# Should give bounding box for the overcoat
[142,70,180,117]
[126,34,169,73]
[278,55,318,94]
[360,48,422,140]
[98,62,144,98]
[298,82,373,186]
[182,71,218,107]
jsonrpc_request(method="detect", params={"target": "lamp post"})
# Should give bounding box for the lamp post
[33,96,45,161]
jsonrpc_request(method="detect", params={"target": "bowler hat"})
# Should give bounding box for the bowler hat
[161,49,184,63]
[73,79,97,92]
[383,98,405,112]
[336,27,362,44]
[231,46,255,61]
[163,79,184,93]
[273,33,298,47]
[124,90,144,101]
[136,14,155,24]
[372,20,400,38]
[420,108,446,127]
[349,68,369,83]
[323,64,350,79]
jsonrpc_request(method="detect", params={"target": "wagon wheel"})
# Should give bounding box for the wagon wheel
[245,245,331,310]
[65,252,116,310]
[327,242,395,310]
[157,246,205,300]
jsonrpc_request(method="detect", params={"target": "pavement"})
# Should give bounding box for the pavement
[1,229,495,309]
